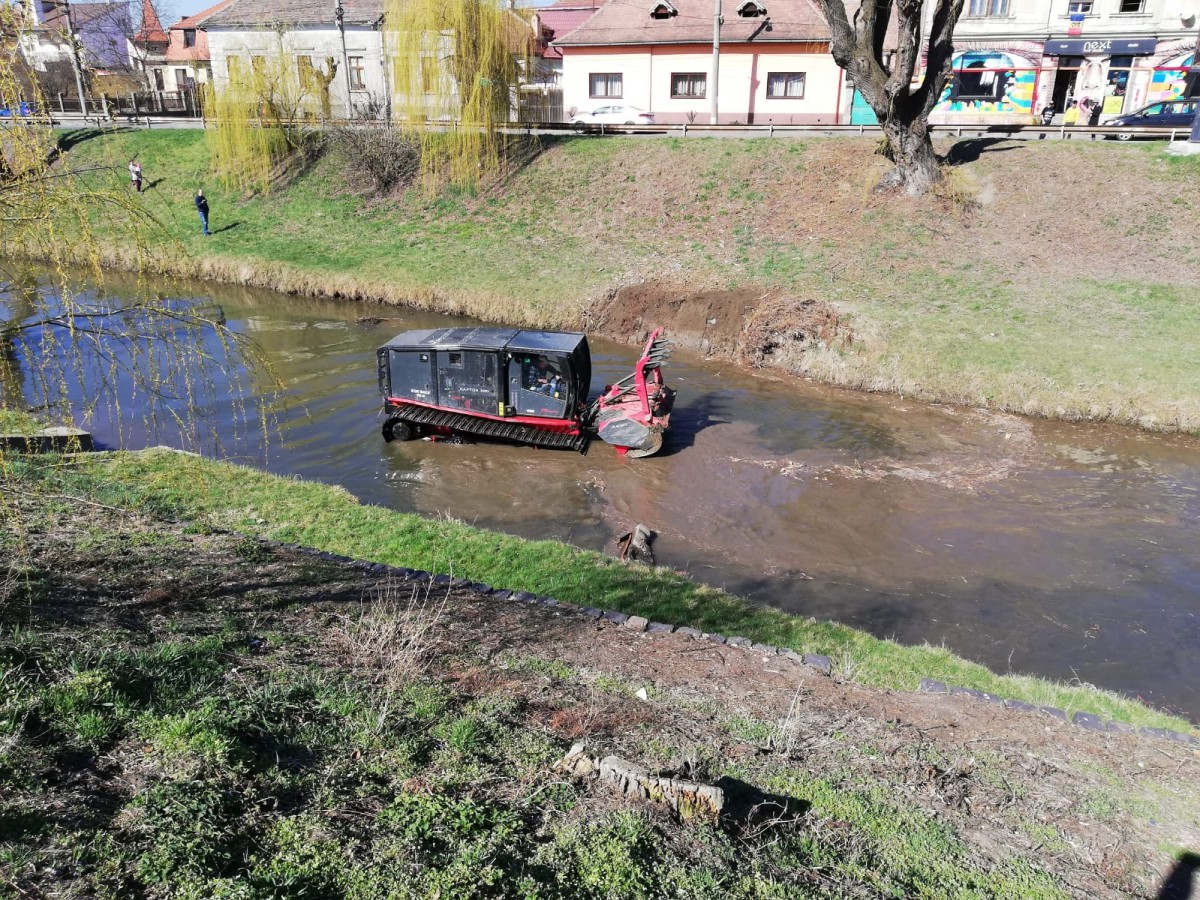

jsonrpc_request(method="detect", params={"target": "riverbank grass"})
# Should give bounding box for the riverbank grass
[48,128,1200,431]
[5,483,1126,898]
[19,448,1192,733]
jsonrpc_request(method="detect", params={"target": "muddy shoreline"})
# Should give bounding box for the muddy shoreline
[32,246,1195,436]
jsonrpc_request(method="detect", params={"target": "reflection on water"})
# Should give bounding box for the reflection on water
[15,272,1200,721]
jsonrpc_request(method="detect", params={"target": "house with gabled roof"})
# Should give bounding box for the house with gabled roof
[19,0,133,74]
[552,0,873,124]
[159,0,238,94]
[522,0,606,120]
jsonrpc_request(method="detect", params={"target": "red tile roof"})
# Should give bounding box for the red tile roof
[164,0,236,62]
[554,0,837,46]
[539,2,606,58]
[170,0,238,29]
[134,0,167,45]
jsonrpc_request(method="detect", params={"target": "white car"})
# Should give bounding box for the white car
[569,105,656,128]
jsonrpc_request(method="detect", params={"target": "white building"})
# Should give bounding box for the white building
[203,0,389,118]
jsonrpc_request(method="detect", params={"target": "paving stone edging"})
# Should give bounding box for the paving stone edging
[267,539,1200,749]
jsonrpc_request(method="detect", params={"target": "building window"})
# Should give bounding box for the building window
[153,68,164,90]
[251,55,266,76]
[1067,0,1092,13]
[176,68,190,89]
[766,72,805,98]
[1117,0,1142,10]
[737,0,767,15]
[296,54,314,85]
[671,72,706,99]
[953,60,1002,100]
[227,56,242,78]
[420,57,436,93]
[349,55,366,90]
[183,28,196,47]
[649,1,677,17]
[589,72,622,98]
[1107,54,1132,94]
[967,0,1008,15]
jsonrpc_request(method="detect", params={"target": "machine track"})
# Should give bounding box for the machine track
[386,406,590,453]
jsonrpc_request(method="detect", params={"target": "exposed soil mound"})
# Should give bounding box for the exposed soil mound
[590,283,851,366]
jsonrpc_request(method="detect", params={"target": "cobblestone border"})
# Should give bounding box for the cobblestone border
[269,540,1200,748]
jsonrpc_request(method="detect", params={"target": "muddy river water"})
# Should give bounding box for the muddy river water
[54,279,1200,721]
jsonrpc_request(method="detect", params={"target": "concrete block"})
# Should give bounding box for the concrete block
[802,654,833,676]
[1072,711,1107,732]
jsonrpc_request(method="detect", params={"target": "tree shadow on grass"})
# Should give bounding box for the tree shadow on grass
[943,138,1024,166]
[55,127,133,153]
[714,775,810,828]
[1159,852,1200,900]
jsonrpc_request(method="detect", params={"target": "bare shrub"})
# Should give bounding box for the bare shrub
[340,576,450,687]
[327,127,421,196]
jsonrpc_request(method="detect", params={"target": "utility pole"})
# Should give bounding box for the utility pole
[60,0,88,116]
[710,0,721,124]
[334,0,354,118]
[1190,23,1200,141]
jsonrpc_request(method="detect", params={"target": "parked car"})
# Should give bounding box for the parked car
[0,101,37,118]
[569,105,655,129]
[1106,99,1198,139]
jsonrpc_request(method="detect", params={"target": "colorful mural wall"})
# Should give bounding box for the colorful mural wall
[934,50,1038,118]
[1148,52,1194,103]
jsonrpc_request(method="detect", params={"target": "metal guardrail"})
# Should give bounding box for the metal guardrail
[15,113,1195,143]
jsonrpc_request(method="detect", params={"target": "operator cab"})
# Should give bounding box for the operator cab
[377,327,591,423]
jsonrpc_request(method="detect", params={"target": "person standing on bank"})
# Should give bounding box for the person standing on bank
[1064,100,1079,127]
[195,189,210,235]
[128,158,142,193]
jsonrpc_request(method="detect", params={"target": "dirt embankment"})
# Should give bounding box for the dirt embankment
[589,284,853,366]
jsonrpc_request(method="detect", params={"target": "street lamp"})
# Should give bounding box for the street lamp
[57,0,89,116]
[335,0,353,118]
[710,0,722,124]
[1190,24,1200,142]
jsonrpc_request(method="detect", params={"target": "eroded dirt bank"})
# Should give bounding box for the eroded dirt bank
[587,283,853,369]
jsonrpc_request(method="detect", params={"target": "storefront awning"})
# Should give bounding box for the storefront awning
[1043,38,1157,56]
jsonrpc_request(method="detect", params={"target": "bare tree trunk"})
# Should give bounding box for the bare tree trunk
[813,0,964,197]
[877,111,941,195]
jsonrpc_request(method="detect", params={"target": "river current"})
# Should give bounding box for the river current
[21,275,1200,720]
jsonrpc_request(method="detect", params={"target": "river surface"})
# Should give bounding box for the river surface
[16,275,1200,720]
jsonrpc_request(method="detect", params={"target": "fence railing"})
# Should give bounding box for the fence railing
[6,105,1195,144]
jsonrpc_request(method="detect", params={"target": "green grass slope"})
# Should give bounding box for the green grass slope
[53,127,1200,431]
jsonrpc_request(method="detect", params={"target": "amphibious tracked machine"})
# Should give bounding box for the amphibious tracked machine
[377,327,674,457]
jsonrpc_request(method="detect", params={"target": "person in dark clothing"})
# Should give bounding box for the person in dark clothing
[195,189,210,235]
[1088,99,1103,126]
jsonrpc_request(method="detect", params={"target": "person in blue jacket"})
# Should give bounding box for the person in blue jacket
[195,189,210,235]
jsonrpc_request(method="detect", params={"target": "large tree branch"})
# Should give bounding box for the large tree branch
[911,0,965,115]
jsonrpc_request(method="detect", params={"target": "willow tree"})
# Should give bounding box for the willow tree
[204,38,332,191]
[385,0,534,188]
[1,6,265,447]
[812,0,965,195]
